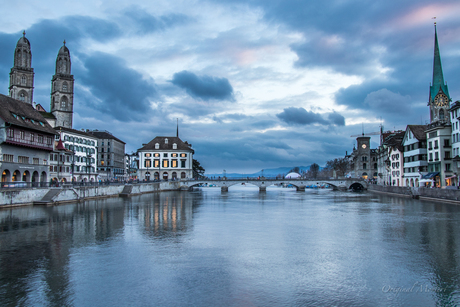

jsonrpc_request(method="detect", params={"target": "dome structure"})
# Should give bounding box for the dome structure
[285,172,301,179]
[13,31,32,69]
[55,41,71,75]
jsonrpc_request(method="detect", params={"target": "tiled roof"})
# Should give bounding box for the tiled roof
[138,136,194,153]
[407,125,427,141]
[0,94,57,135]
[86,130,126,144]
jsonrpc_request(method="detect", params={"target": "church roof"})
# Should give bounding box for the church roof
[0,94,57,135]
[58,43,70,56]
[16,33,31,49]
[138,136,194,153]
[430,25,450,103]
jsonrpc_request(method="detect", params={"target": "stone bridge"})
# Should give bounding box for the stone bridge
[179,178,367,192]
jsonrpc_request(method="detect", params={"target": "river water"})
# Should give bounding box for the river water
[1,186,460,306]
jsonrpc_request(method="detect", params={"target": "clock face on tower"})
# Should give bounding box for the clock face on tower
[362,144,367,149]
[435,94,448,107]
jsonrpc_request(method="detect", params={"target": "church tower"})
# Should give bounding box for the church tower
[51,41,74,128]
[9,32,34,104]
[428,23,450,123]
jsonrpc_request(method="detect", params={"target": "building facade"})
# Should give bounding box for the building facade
[0,94,57,185]
[402,125,428,187]
[59,127,98,182]
[138,136,194,180]
[86,130,126,180]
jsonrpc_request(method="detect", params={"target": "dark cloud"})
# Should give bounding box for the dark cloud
[277,107,344,126]
[123,6,192,34]
[171,70,235,101]
[80,52,159,121]
[327,112,346,126]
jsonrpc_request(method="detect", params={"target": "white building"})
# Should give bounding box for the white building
[58,127,98,182]
[138,136,194,181]
[402,125,428,187]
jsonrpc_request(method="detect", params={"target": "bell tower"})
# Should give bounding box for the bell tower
[9,31,34,104]
[428,23,450,123]
[51,41,74,128]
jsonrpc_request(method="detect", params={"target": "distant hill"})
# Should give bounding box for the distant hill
[206,166,313,178]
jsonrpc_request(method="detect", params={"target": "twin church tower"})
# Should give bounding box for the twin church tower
[8,32,74,129]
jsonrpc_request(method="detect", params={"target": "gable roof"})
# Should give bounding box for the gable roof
[0,94,57,135]
[407,125,427,141]
[138,136,194,153]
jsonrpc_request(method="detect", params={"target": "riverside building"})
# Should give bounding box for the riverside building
[138,136,194,181]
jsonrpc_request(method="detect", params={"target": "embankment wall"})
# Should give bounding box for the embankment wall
[0,181,182,207]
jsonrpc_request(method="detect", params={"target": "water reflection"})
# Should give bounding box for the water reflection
[0,188,459,306]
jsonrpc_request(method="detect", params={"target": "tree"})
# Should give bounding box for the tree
[193,159,205,179]
[289,166,300,174]
[326,157,350,178]
[307,163,320,179]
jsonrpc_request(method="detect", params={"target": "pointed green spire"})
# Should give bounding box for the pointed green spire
[430,24,450,102]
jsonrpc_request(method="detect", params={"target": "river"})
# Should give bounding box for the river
[1,186,460,306]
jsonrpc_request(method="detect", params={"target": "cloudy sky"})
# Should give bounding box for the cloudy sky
[1,0,460,174]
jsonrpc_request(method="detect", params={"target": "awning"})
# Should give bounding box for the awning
[419,179,435,183]
[446,175,457,180]
[421,172,439,179]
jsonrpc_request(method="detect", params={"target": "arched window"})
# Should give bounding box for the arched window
[21,75,26,85]
[62,82,68,92]
[19,92,27,101]
[440,109,445,121]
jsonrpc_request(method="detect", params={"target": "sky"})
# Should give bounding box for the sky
[1,0,460,174]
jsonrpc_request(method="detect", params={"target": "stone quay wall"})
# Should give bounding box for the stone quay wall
[0,181,181,207]
[368,184,460,202]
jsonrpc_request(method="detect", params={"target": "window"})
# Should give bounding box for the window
[20,131,25,139]
[38,135,44,143]
[163,153,168,157]
[145,159,151,168]
[18,156,29,164]
[7,128,14,138]
[154,160,160,167]
[33,158,39,164]
[21,75,26,85]
[173,143,177,149]
[434,140,438,149]
[172,153,178,157]
[3,154,13,162]
[62,82,68,91]
[155,143,159,149]
[154,153,160,157]
[180,153,187,157]
[30,133,34,142]
[165,138,168,144]
[181,160,186,168]
[163,160,169,168]
[145,153,151,157]
[172,160,178,168]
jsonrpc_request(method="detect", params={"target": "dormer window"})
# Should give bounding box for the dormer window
[173,143,177,149]
[165,138,168,144]
[155,143,159,149]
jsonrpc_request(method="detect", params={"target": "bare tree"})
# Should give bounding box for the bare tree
[326,158,350,178]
